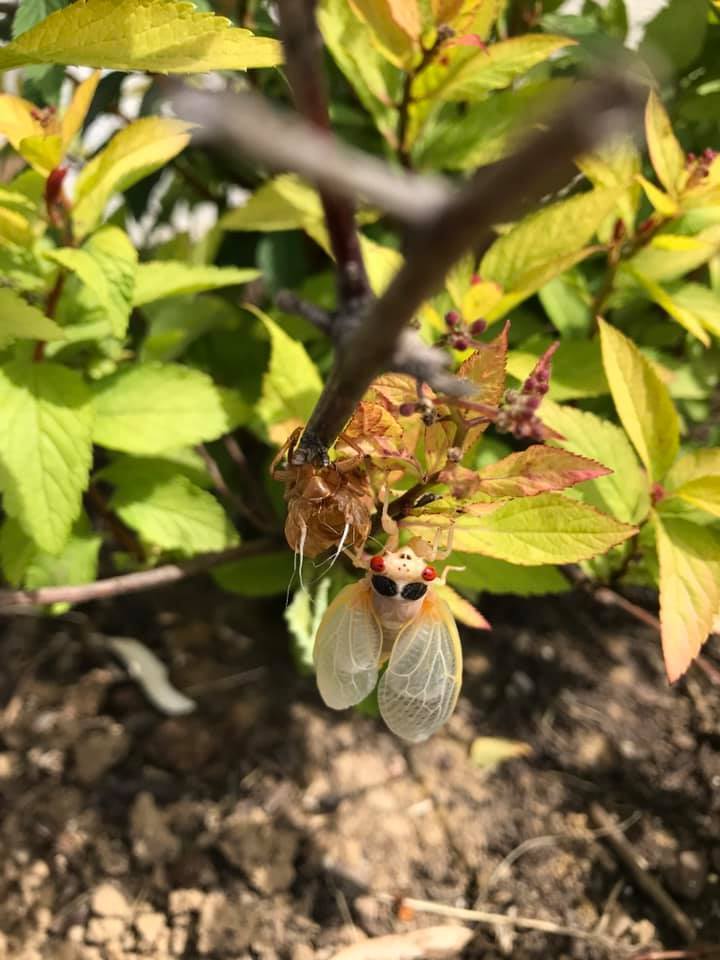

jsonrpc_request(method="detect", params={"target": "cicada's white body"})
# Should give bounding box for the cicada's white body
[313,545,462,742]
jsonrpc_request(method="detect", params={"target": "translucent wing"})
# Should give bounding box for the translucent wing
[378,591,462,742]
[313,580,383,709]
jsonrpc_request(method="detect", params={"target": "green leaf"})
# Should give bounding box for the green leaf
[480,188,617,298]
[538,268,592,338]
[414,34,574,103]
[671,476,720,518]
[0,288,65,342]
[667,283,720,338]
[644,90,686,197]
[540,401,650,525]
[140,294,248,364]
[111,473,237,555]
[93,363,237,454]
[133,262,260,307]
[666,449,720,490]
[0,357,93,553]
[213,550,296,598]
[474,446,610,499]
[507,337,607,401]
[318,0,401,143]
[639,0,707,75]
[0,513,100,589]
[0,0,282,72]
[284,578,331,674]
[220,175,324,233]
[12,0,70,37]
[449,554,569,596]
[598,319,679,484]
[98,450,211,490]
[406,494,636,565]
[628,268,710,346]
[626,226,720,284]
[73,117,193,237]
[654,515,720,682]
[47,226,138,338]
[252,308,322,445]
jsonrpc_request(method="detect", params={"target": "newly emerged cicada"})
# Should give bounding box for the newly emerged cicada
[313,508,465,743]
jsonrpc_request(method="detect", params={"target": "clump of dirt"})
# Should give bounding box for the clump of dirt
[0,584,718,959]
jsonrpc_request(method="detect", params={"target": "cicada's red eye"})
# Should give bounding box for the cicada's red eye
[422,566,437,582]
[370,555,385,573]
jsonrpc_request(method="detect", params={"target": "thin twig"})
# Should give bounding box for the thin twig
[589,803,697,943]
[0,540,279,611]
[375,894,618,950]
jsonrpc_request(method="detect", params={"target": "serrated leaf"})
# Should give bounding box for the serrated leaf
[252,308,322,445]
[0,0,282,73]
[47,226,137,338]
[213,550,296,598]
[73,117,193,237]
[98,450,211,490]
[480,188,617,296]
[475,446,610,499]
[654,515,720,682]
[0,357,93,553]
[93,363,235,454]
[133,262,260,307]
[405,493,636,565]
[628,268,709,346]
[644,90,685,197]
[112,474,236,555]
[414,34,573,103]
[540,401,650,525]
[0,289,65,342]
[0,513,100,589]
[435,582,490,629]
[598,319,679,483]
[470,736,532,768]
[449,553,569,596]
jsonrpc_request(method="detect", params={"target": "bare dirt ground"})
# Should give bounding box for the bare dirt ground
[0,582,718,960]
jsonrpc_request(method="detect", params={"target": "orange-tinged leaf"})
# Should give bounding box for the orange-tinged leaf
[435,582,490,630]
[348,0,420,65]
[0,93,51,149]
[458,321,508,448]
[61,70,101,147]
[368,373,424,409]
[598,319,679,484]
[654,515,720,683]
[424,420,456,476]
[475,446,610,499]
[645,90,685,198]
[345,401,403,441]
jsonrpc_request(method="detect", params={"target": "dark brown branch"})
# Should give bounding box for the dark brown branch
[297,75,646,458]
[0,540,279,611]
[276,0,370,306]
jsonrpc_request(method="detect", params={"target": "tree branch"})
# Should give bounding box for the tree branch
[276,0,371,306]
[174,72,645,464]
[0,540,279,612]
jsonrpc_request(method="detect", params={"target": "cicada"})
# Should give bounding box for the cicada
[313,512,464,743]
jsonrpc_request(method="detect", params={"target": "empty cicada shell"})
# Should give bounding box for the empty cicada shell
[271,429,373,559]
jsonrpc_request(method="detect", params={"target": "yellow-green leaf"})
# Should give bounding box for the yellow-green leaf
[18,133,63,176]
[220,174,324,233]
[628,268,710,346]
[645,89,685,198]
[470,736,532,768]
[654,515,720,682]
[540,400,650,524]
[636,174,679,217]
[667,283,720,338]
[435,582,490,629]
[348,0,420,67]
[251,307,322,445]
[0,288,65,342]
[671,476,720,518]
[61,69,101,147]
[0,93,48,149]
[666,449,720,490]
[133,262,260,307]
[0,0,282,73]
[480,188,618,295]
[404,493,636,565]
[73,117,192,237]
[598,319,679,483]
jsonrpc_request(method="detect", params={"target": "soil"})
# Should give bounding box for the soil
[0,581,719,960]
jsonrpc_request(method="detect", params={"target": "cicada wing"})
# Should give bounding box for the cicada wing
[378,591,462,743]
[313,581,383,710]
